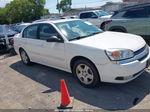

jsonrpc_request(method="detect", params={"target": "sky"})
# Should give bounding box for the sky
[0,0,122,13]
[45,0,122,13]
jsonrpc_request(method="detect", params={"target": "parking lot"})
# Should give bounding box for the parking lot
[0,54,150,110]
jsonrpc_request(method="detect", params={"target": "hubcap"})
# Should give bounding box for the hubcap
[21,51,28,64]
[76,64,94,84]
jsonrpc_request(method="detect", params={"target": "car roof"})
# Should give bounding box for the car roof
[80,10,103,13]
[119,3,150,12]
[31,19,81,25]
[19,23,31,25]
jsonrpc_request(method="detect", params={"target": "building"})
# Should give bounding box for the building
[123,0,150,3]
[101,2,137,13]
[63,7,102,16]
[41,13,60,19]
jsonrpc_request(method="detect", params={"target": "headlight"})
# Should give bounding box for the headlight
[105,49,134,61]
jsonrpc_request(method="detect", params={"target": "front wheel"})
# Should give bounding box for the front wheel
[20,49,31,65]
[73,59,100,88]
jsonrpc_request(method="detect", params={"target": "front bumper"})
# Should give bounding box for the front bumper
[96,48,150,83]
[0,38,14,51]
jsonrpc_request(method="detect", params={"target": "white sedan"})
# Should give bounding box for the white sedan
[14,19,150,88]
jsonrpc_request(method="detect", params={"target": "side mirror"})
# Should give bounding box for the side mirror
[46,36,63,43]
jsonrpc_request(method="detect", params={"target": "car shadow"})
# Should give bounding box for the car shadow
[10,61,150,110]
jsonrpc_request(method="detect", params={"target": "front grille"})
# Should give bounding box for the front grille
[134,45,149,61]
[134,45,147,55]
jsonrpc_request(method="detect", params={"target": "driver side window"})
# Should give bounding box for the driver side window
[39,24,61,40]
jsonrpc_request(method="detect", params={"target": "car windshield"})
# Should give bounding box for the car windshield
[16,25,26,32]
[95,11,109,16]
[55,20,102,41]
[5,26,17,34]
[0,25,17,34]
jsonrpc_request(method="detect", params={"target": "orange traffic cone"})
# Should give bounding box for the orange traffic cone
[60,79,71,107]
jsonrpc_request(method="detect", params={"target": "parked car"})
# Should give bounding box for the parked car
[14,19,150,87]
[61,15,79,19]
[32,19,48,23]
[79,10,112,28]
[11,23,30,33]
[103,3,150,39]
[0,25,18,52]
[69,15,79,19]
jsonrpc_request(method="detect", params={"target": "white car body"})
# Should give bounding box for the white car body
[14,19,150,84]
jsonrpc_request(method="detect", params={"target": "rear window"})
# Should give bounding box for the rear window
[23,25,38,39]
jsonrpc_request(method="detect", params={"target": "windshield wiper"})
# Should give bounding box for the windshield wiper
[69,36,88,41]
[69,32,101,41]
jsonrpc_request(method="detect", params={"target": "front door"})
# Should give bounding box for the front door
[36,24,66,69]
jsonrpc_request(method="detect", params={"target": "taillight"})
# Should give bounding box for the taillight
[104,20,112,24]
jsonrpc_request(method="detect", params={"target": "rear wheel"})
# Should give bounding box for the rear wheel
[73,59,100,88]
[20,49,31,65]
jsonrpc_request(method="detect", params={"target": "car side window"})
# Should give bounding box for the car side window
[88,12,97,18]
[80,13,88,19]
[23,25,38,39]
[123,8,146,18]
[146,6,150,17]
[80,12,97,19]
[39,24,61,40]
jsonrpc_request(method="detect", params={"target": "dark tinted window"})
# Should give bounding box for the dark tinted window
[146,6,150,17]
[80,12,97,19]
[39,24,60,40]
[80,13,88,19]
[123,8,146,18]
[23,25,38,39]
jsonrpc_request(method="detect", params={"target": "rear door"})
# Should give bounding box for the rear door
[145,6,150,36]
[121,7,147,36]
[23,24,41,61]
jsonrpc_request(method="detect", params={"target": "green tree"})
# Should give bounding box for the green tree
[56,0,72,13]
[1,0,48,24]
[29,0,46,20]
[0,8,8,24]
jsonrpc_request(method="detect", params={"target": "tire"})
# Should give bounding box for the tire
[100,23,105,30]
[20,49,31,65]
[73,59,100,88]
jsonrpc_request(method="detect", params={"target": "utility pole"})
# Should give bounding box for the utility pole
[57,0,60,15]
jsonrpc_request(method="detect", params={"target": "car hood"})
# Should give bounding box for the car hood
[100,15,112,18]
[70,31,146,52]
